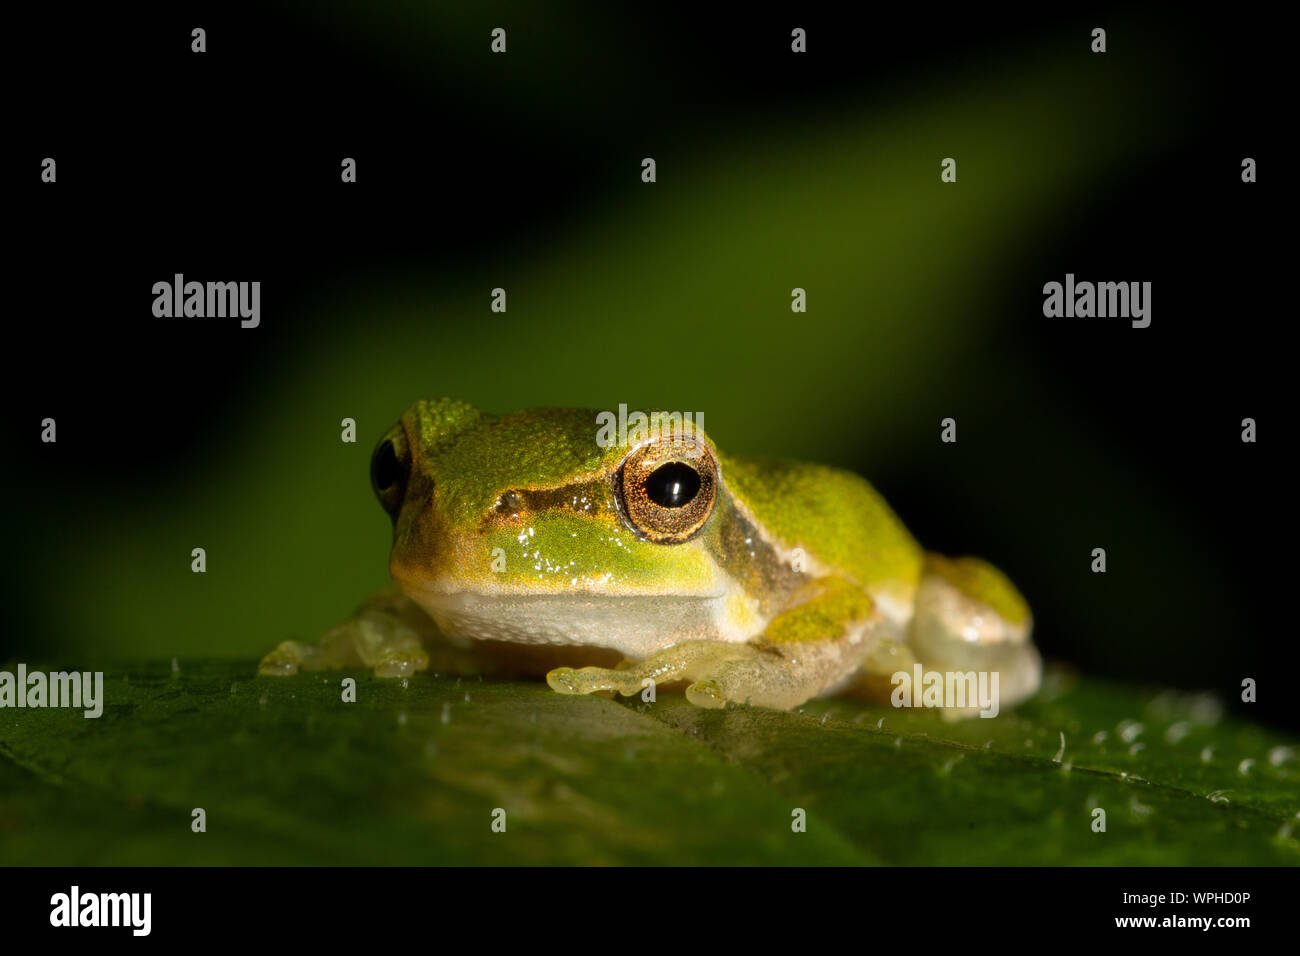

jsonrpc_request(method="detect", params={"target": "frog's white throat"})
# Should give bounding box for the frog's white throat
[408,589,759,659]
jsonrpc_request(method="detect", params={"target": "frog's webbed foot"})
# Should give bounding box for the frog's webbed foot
[547,641,766,705]
[259,589,434,679]
[549,578,883,711]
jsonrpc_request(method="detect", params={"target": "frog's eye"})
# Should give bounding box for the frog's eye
[617,441,717,543]
[370,425,411,521]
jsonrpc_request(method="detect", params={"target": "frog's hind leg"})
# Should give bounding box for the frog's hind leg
[547,578,882,710]
[259,588,461,679]
[874,554,1041,718]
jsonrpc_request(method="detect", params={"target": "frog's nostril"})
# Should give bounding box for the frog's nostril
[496,490,524,515]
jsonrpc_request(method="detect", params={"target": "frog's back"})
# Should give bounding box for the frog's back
[717,452,925,611]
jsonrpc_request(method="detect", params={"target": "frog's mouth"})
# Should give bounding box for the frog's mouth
[407,589,745,659]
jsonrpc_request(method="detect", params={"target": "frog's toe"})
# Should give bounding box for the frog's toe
[372,648,430,679]
[686,654,816,710]
[546,665,637,697]
[685,662,765,708]
[258,640,316,677]
[258,658,298,677]
[546,666,583,694]
[684,679,728,709]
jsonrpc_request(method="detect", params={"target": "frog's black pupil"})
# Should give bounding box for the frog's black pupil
[645,462,700,508]
[373,440,401,491]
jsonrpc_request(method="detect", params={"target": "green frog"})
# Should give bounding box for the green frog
[259,399,1041,714]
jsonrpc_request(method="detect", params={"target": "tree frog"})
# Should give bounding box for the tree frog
[260,399,1041,714]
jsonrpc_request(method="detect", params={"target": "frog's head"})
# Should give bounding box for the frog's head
[369,399,759,655]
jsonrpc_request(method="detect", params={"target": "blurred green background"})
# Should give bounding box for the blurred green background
[6,5,1287,727]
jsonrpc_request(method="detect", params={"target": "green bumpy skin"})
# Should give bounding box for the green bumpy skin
[718,454,925,606]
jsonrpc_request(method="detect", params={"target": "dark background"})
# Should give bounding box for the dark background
[4,5,1289,729]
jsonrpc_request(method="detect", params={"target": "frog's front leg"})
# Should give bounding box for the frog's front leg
[259,588,450,678]
[547,579,881,710]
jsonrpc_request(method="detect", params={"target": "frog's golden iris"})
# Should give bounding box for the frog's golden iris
[616,440,717,544]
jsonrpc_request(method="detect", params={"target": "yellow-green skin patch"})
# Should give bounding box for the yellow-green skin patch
[758,579,877,645]
[924,554,1030,626]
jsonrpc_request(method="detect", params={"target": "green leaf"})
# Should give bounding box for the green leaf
[1,663,1295,864]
